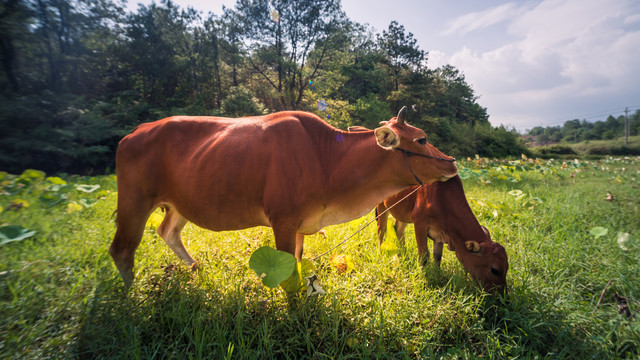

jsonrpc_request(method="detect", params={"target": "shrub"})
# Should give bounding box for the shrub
[588,146,640,156]
[221,87,267,117]
[535,145,577,156]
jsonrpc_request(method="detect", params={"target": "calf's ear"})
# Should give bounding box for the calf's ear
[481,225,490,238]
[465,240,481,254]
[374,127,399,150]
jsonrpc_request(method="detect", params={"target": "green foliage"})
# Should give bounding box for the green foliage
[0,94,119,174]
[533,144,577,157]
[221,87,267,117]
[528,110,640,145]
[0,0,529,172]
[1,158,640,358]
[0,225,36,245]
[351,94,393,129]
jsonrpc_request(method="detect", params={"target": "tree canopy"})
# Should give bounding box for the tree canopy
[0,0,527,174]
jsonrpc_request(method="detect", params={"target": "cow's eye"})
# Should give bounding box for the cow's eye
[490,267,501,276]
[415,137,427,145]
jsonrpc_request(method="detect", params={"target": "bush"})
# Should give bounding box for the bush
[534,145,577,156]
[0,94,120,174]
[588,146,640,156]
[351,95,393,129]
[221,87,267,117]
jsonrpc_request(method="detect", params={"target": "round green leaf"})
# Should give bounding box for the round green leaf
[249,246,296,288]
[39,193,68,208]
[75,184,100,193]
[508,189,523,197]
[20,169,45,181]
[80,198,98,207]
[589,227,608,239]
[46,176,67,185]
[0,225,37,245]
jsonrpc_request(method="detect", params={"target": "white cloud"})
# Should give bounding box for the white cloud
[442,2,529,36]
[435,0,640,129]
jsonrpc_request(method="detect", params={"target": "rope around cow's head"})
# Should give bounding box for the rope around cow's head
[397,148,456,186]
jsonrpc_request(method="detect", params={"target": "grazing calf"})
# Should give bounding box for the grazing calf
[110,107,458,287]
[376,176,508,293]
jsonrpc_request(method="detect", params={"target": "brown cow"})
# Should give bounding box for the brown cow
[110,107,457,287]
[376,175,508,293]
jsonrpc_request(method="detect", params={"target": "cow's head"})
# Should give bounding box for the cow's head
[374,107,458,184]
[461,226,509,294]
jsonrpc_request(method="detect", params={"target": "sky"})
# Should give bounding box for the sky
[125,0,640,131]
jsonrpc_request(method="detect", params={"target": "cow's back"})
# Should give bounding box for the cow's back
[115,114,333,231]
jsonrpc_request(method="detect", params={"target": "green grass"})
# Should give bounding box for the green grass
[1,157,639,359]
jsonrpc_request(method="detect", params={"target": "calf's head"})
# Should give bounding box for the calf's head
[460,227,509,294]
[374,107,458,184]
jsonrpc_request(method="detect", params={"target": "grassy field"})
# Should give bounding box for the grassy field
[1,157,639,359]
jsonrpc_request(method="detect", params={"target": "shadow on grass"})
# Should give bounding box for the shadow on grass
[413,258,617,359]
[478,285,618,359]
[73,266,388,359]
[73,261,623,360]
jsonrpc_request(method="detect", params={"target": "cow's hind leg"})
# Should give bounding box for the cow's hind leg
[414,223,430,266]
[109,199,154,288]
[432,241,444,268]
[375,204,389,246]
[394,220,407,247]
[157,206,198,270]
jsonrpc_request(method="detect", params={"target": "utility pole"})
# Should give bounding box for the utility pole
[625,107,629,146]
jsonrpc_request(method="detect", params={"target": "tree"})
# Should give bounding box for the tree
[121,2,179,107]
[377,20,425,92]
[429,65,488,125]
[155,0,205,98]
[230,0,348,110]
[0,0,32,92]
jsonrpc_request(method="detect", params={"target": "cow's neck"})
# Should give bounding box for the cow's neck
[435,181,488,246]
[322,129,413,214]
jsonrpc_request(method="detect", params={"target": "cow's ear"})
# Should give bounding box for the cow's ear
[465,241,481,254]
[374,126,399,149]
[481,225,490,238]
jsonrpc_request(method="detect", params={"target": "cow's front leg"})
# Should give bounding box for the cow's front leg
[272,222,300,260]
[295,233,304,261]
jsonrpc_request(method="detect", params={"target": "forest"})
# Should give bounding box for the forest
[527,112,640,145]
[0,0,529,174]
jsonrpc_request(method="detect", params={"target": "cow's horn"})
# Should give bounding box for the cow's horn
[397,106,407,124]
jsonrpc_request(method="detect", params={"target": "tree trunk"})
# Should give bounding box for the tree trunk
[0,36,19,92]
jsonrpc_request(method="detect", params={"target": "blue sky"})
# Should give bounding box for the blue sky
[126,0,640,131]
